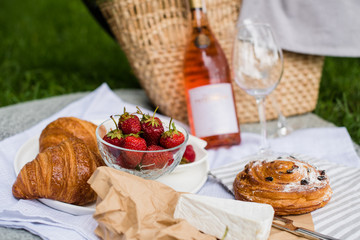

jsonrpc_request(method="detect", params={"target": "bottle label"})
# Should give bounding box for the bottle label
[194,33,210,49]
[189,83,239,138]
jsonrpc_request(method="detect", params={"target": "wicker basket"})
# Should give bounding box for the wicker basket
[98,0,324,123]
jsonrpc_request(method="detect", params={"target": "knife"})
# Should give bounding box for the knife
[272,216,340,240]
[208,172,340,240]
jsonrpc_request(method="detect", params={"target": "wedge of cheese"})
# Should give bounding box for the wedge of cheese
[174,194,274,240]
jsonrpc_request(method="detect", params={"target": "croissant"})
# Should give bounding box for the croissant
[233,156,332,215]
[12,137,103,205]
[39,117,100,157]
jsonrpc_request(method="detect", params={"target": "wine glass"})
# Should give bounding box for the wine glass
[232,22,283,155]
[268,93,293,138]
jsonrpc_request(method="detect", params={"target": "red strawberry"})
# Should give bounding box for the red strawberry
[181,145,196,164]
[137,106,164,146]
[118,107,141,134]
[116,154,131,169]
[141,145,173,170]
[120,134,147,169]
[103,116,124,147]
[160,119,185,149]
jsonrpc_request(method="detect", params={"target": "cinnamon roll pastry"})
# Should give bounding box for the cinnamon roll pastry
[233,156,332,215]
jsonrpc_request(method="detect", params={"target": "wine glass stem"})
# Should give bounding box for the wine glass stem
[256,97,270,153]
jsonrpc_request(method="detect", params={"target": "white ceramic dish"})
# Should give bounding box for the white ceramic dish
[14,129,209,215]
[157,135,209,193]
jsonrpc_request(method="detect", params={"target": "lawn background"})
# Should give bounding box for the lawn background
[1,0,359,144]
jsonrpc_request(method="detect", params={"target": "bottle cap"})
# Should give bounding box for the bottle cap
[189,0,202,9]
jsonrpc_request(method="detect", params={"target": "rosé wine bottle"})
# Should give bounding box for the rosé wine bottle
[183,0,241,149]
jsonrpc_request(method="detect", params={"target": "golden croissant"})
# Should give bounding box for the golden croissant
[39,117,100,156]
[12,137,103,205]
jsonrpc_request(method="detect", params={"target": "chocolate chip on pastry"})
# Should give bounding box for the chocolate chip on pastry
[233,156,332,215]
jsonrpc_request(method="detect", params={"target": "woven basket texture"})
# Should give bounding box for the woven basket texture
[98,0,324,123]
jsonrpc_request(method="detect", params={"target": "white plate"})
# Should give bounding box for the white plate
[14,132,209,215]
[157,135,209,193]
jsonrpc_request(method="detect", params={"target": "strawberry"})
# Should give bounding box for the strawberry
[116,154,132,169]
[103,115,124,147]
[160,119,185,149]
[118,107,141,134]
[137,106,164,146]
[141,145,173,170]
[120,134,147,169]
[181,145,196,164]
[168,158,174,166]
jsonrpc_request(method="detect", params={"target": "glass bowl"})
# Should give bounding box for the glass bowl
[96,116,189,180]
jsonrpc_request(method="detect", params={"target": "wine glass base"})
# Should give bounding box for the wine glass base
[268,116,294,138]
[269,126,294,138]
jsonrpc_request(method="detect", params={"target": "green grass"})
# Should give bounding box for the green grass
[0,0,359,145]
[0,0,140,106]
[315,57,360,144]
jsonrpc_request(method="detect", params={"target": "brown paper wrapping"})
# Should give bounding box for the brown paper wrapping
[88,167,215,240]
[88,166,314,240]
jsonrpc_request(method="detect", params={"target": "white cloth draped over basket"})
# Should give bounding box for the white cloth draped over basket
[239,0,360,57]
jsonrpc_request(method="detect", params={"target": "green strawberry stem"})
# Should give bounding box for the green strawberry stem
[115,107,138,124]
[136,106,144,116]
[147,106,160,127]
[114,107,128,119]
[126,132,142,138]
[168,118,173,130]
[221,226,229,240]
[136,106,149,122]
[122,107,130,118]
[169,118,175,130]
[151,106,159,119]
[180,158,189,164]
[172,122,181,135]
[106,115,123,139]
[164,118,180,137]
[110,115,119,130]
[137,106,161,127]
